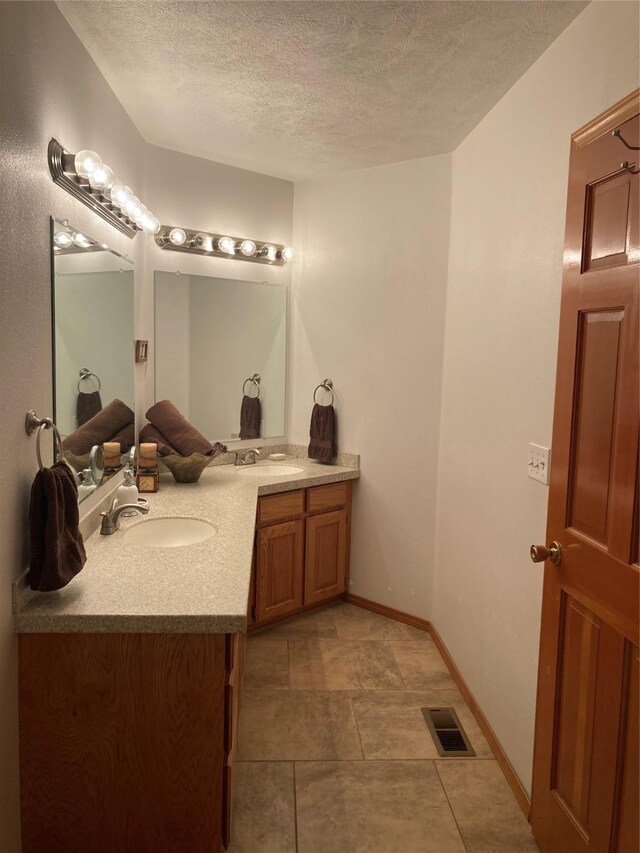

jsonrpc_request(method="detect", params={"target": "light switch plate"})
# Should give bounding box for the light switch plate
[528,443,550,485]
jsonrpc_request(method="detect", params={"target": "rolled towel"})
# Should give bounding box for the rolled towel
[62,399,134,456]
[28,461,87,592]
[139,422,177,457]
[146,400,215,456]
[76,390,102,427]
[308,403,337,463]
[239,395,261,440]
[109,421,135,453]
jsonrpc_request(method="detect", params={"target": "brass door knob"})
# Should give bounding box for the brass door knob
[530,542,562,566]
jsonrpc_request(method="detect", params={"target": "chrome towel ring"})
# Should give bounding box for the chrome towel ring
[313,378,335,406]
[243,374,261,398]
[25,410,63,470]
[77,368,101,392]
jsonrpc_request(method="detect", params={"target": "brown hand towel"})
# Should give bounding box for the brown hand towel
[109,421,135,454]
[76,390,102,427]
[239,395,261,440]
[146,400,215,456]
[28,461,87,592]
[139,423,176,457]
[62,399,134,455]
[308,403,337,463]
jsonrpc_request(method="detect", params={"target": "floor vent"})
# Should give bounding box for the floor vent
[422,707,476,757]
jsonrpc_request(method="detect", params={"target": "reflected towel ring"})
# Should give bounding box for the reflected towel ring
[243,374,261,398]
[77,368,101,392]
[313,378,335,406]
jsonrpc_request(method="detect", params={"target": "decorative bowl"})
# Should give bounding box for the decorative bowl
[160,452,212,483]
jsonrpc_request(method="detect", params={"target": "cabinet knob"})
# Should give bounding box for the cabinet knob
[530,541,562,566]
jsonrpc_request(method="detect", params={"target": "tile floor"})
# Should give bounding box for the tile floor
[230,601,539,853]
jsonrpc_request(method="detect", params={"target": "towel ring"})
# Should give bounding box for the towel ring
[25,411,63,470]
[243,374,261,398]
[77,368,101,392]
[313,378,335,406]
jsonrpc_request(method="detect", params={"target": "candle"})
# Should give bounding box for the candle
[102,441,121,469]
[139,442,158,470]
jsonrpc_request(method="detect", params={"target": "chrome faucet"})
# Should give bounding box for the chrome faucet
[100,498,149,535]
[233,448,261,466]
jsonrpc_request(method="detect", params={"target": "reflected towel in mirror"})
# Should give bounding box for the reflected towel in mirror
[239,395,261,440]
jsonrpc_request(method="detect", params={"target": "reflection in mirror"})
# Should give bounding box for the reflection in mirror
[51,219,134,502]
[154,273,286,443]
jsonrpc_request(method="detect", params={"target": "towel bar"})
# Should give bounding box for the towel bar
[25,410,63,470]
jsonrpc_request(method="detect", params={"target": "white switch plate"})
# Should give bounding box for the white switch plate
[528,443,551,485]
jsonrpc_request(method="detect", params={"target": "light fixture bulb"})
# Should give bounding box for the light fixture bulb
[124,195,143,219]
[73,233,92,248]
[195,233,214,252]
[88,163,114,191]
[54,231,73,248]
[281,246,295,262]
[217,236,235,254]
[169,228,187,246]
[239,239,257,256]
[111,184,132,209]
[148,216,161,235]
[261,244,277,262]
[74,149,102,178]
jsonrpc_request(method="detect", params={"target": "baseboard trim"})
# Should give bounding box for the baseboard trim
[344,593,531,820]
[342,593,431,633]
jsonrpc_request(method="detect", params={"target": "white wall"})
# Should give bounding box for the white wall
[0,3,146,846]
[289,156,452,615]
[433,0,640,795]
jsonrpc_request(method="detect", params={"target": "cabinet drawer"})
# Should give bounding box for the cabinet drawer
[307,482,349,514]
[258,490,304,524]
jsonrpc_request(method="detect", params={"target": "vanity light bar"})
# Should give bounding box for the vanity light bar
[48,138,160,240]
[154,226,294,266]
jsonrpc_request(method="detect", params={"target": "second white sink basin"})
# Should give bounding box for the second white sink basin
[236,464,304,477]
[125,517,217,548]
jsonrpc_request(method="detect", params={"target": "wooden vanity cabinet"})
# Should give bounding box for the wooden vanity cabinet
[252,481,352,627]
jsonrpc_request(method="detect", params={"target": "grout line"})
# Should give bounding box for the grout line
[235,757,499,764]
[292,761,299,853]
[433,760,470,853]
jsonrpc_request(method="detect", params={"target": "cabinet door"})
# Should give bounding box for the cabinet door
[305,509,348,605]
[256,520,304,623]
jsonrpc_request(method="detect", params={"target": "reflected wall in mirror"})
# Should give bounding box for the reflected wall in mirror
[51,219,135,502]
[154,273,286,443]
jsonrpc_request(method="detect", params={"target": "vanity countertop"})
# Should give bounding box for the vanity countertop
[13,458,359,634]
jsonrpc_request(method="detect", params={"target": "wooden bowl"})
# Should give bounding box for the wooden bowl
[160,452,212,483]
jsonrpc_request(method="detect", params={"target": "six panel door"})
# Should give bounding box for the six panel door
[255,519,304,623]
[305,509,348,605]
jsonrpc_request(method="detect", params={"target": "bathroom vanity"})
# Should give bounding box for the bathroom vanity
[14,458,359,853]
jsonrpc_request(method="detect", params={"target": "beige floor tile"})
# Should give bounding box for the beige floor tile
[295,760,466,853]
[243,636,290,690]
[389,640,457,689]
[289,639,405,690]
[228,762,296,853]
[334,602,430,642]
[254,605,338,640]
[436,760,539,851]
[237,690,363,760]
[351,692,440,759]
[411,688,494,759]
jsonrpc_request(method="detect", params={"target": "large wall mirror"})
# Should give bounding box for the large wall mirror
[154,272,287,443]
[51,218,135,502]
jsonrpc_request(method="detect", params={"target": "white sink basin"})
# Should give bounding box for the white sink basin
[236,464,304,477]
[124,517,216,548]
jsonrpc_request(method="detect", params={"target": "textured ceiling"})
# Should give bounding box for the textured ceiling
[58,0,587,180]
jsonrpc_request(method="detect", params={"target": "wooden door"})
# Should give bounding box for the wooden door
[305,509,348,605]
[531,92,639,853]
[256,519,304,623]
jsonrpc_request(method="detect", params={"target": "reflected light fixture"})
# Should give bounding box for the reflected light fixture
[155,226,293,266]
[49,138,160,238]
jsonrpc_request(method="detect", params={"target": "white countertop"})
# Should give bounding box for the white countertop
[13,458,359,634]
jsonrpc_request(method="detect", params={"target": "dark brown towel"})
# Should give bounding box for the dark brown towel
[146,400,215,456]
[28,462,87,592]
[308,403,337,463]
[240,395,261,440]
[109,421,135,453]
[139,423,177,457]
[76,390,102,427]
[62,399,134,455]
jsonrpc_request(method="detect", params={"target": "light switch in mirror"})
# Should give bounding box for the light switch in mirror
[154,272,286,444]
[51,218,135,502]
